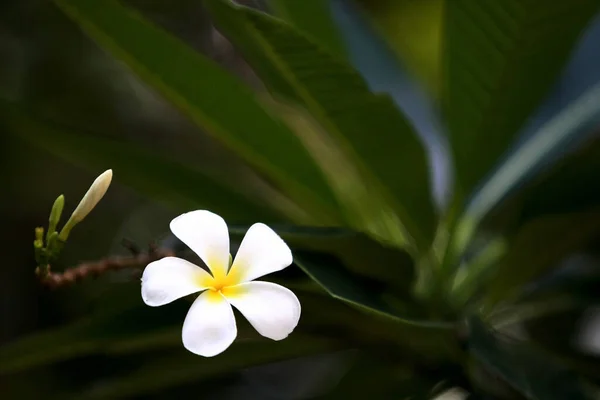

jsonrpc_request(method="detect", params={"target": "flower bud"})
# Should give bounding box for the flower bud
[47,195,65,238]
[34,227,45,265]
[59,169,113,241]
[35,227,44,243]
[46,231,59,253]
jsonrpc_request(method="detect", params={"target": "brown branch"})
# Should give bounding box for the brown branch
[38,247,174,289]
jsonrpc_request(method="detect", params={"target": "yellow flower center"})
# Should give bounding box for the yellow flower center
[197,256,244,301]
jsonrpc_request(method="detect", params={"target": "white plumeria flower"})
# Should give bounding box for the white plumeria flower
[141,210,300,357]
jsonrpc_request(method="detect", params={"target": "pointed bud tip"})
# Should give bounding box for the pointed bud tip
[99,169,113,181]
[48,194,66,237]
[50,194,65,214]
[90,169,113,196]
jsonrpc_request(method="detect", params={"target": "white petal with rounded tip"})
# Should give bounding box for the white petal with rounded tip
[230,223,293,282]
[182,290,237,357]
[170,210,230,278]
[225,281,300,341]
[141,257,211,307]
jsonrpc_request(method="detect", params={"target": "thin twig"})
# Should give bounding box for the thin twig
[121,238,142,256]
[38,247,174,288]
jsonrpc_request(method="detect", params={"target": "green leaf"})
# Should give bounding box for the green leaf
[1,103,280,222]
[485,209,600,307]
[450,238,508,308]
[267,0,347,60]
[468,317,588,400]
[294,253,453,330]
[53,0,343,225]
[205,0,437,251]
[468,82,600,227]
[442,0,600,198]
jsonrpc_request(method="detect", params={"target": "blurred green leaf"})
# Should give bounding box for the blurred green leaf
[0,305,184,374]
[484,135,600,235]
[442,0,600,198]
[468,82,600,227]
[485,209,600,307]
[230,225,415,292]
[318,353,417,399]
[267,0,346,60]
[1,103,280,222]
[519,255,600,305]
[469,317,588,399]
[205,0,437,251]
[355,0,443,95]
[450,238,508,308]
[74,336,341,399]
[53,0,343,225]
[319,350,454,399]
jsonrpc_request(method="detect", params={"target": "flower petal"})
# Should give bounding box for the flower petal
[141,257,213,307]
[170,210,230,279]
[182,290,237,357]
[223,281,300,341]
[230,223,293,282]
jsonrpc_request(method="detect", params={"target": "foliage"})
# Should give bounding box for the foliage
[2,0,600,398]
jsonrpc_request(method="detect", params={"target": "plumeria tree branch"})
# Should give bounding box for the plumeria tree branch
[36,243,174,288]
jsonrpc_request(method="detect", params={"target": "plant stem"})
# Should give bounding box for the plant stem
[37,246,174,288]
